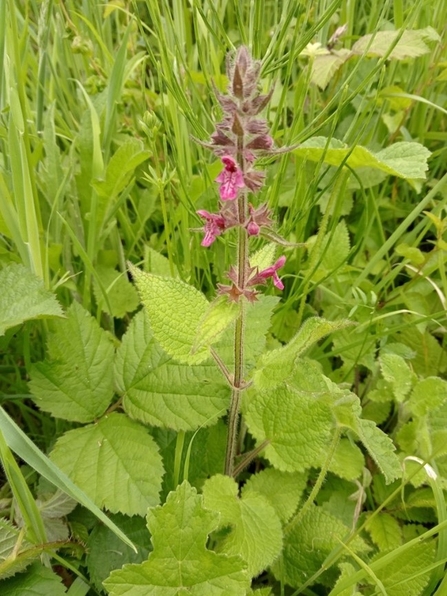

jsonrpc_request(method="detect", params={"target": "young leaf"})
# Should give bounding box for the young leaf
[365,512,403,551]
[193,297,240,354]
[115,312,230,431]
[254,317,352,390]
[50,413,164,516]
[379,353,414,402]
[329,438,365,481]
[0,264,63,335]
[29,302,114,423]
[93,266,140,318]
[294,137,430,180]
[243,468,308,523]
[408,377,447,417]
[0,563,67,595]
[129,264,210,364]
[202,474,283,577]
[319,221,351,273]
[103,481,249,595]
[0,518,36,580]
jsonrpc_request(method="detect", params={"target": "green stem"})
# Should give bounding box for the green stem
[173,430,185,488]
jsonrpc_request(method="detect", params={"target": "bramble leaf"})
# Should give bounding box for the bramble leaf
[29,302,114,422]
[50,413,164,516]
[0,518,36,580]
[294,137,430,180]
[93,266,139,318]
[0,264,63,335]
[243,468,308,523]
[104,481,249,595]
[129,265,210,364]
[202,474,283,576]
[0,563,67,595]
[351,27,440,60]
[115,312,229,431]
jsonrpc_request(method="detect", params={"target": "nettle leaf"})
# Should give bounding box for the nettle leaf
[115,312,229,431]
[50,413,164,516]
[93,266,139,318]
[242,468,308,523]
[104,481,249,595]
[29,302,114,422]
[202,474,283,577]
[87,513,152,593]
[408,377,447,416]
[216,295,279,371]
[129,264,210,364]
[193,298,240,354]
[294,137,430,180]
[352,27,440,60]
[0,563,66,596]
[379,353,415,402]
[0,264,63,335]
[364,512,403,551]
[277,505,368,588]
[254,317,352,390]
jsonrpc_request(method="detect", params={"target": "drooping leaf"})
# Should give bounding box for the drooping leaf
[0,264,63,335]
[104,481,249,595]
[294,137,430,180]
[29,302,114,423]
[50,413,164,516]
[193,298,240,354]
[129,265,210,364]
[93,266,139,318]
[243,468,308,523]
[254,317,352,390]
[87,513,152,593]
[0,563,67,595]
[115,312,229,431]
[276,505,368,588]
[202,474,283,577]
[351,27,440,60]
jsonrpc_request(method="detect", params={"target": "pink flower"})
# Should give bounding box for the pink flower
[251,256,286,290]
[197,210,226,247]
[215,155,245,200]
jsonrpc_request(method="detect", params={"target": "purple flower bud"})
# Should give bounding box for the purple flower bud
[247,221,260,236]
[216,155,245,200]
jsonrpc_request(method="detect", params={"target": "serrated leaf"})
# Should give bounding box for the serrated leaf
[87,513,152,593]
[104,481,249,595]
[408,377,447,416]
[193,298,240,354]
[115,312,229,431]
[311,49,351,89]
[329,439,365,481]
[254,317,352,390]
[215,295,279,371]
[249,243,277,271]
[202,474,283,577]
[373,541,435,596]
[50,413,164,516]
[242,468,307,523]
[352,27,440,60]
[277,505,368,588]
[29,302,114,423]
[0,563,67,595]
[129,265,210,364]
[320,221,351,272]
[144,246,178,277]
[294,137,430,180]
[352,419,401,483]
[0,264,64,335]
[93,266,139,318]
[244,381,334,472]
[365,512,403,551]
[379,353,414,402]
[0,519,36,580]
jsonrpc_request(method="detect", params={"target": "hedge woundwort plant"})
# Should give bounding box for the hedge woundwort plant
[196,47,286,476]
